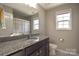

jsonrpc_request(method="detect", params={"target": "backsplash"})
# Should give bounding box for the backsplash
[0,35,28,42]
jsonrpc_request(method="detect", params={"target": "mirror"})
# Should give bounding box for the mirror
[0,3,39,37]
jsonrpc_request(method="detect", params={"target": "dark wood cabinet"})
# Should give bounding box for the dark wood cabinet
[8,38,49,56]
[26,38,49,56]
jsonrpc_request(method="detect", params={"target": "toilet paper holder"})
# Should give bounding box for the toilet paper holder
[59,38,64,42]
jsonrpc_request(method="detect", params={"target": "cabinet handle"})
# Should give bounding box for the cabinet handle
[36,52,39,55]
[39,50,42,53]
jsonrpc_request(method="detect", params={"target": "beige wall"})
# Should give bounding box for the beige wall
[38,4,46,35]
[45,3,79,52]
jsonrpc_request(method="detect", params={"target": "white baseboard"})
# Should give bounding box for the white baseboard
[56,49,78,56]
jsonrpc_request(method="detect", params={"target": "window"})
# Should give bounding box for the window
[33,19,39,30]
[56,9,72,30]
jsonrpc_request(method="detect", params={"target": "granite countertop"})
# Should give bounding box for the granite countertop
[0,35,48,56]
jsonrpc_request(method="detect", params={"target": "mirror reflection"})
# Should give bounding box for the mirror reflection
[0,3,39,37]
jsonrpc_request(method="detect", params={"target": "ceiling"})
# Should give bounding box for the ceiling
[39,3,63,10]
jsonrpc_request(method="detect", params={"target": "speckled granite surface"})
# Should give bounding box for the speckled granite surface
[0,35,48,56]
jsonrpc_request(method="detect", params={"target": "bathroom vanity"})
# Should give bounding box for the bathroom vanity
[0,35,49,56]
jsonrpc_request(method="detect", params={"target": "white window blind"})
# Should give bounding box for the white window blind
[56,9,72,30]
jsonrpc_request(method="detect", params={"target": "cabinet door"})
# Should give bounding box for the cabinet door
[39,46,46,56]
[39,39,49,56]
[29,50,40,56]
[30,44,48,56]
